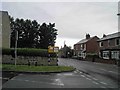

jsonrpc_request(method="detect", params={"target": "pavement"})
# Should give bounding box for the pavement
[1,58,120,89]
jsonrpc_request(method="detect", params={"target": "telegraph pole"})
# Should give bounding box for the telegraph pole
[14,30,18,67]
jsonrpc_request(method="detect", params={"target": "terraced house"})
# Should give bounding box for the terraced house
[74,34,99,59]
[98,32,120,60]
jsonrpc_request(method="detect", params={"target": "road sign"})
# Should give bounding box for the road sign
[48,46,59,53]
[48,46,54,53]
[54,47,59,53]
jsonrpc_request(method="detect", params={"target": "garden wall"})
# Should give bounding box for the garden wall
[84,57,117,65]
[2,55,58,66]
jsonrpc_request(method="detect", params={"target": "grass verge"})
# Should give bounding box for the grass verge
[2,64,75,72]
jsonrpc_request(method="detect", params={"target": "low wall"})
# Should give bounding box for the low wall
[2,55,58,66]
[84,57,117,65]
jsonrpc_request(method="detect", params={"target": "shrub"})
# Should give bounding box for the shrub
[86,53,99,58]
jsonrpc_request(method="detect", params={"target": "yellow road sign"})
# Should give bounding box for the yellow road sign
[48,46,59,53]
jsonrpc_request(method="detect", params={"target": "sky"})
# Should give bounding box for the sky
[1,1,119,48]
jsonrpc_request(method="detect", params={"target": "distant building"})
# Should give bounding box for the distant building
[0,11,11,48]
[59,44,73,58]
[97,32,120,60]
[74,34,99,59]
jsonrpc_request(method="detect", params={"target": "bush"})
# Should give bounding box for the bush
[86,53,99,58]
[2,48,57,57]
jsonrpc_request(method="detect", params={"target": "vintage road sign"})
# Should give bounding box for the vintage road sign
[48,46,59,53]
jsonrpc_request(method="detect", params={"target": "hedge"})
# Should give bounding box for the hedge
[2,48,57,57]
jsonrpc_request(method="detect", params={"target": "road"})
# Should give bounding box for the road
[2,58,120,89]
[58,58,120,88]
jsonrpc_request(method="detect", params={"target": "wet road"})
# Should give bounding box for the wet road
[58,58,119,88]
[2,58,120,89]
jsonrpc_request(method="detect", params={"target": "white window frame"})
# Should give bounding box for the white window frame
[99,42,103,47]
[111,51,119,60]
[103,51,109,59]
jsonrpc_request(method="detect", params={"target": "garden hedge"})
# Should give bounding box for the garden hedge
[2,48,57,57]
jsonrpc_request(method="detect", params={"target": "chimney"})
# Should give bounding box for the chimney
[103,34,106,38]
[86,34,90,39]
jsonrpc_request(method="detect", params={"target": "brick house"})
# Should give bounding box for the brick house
[74,34,99,59]
[97,32,120,60]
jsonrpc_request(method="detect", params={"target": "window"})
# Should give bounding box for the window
[115,38,120,46]
[111,51,119,60]
[99,42,103,47]
[103,51,109,59]
[80,44,83,50]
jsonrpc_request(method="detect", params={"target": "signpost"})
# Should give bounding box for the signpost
[48,46,59,53]
[48,46,59,65]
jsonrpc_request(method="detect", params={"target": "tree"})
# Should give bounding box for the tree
[10,16,15,48]
[10,16,57,49]
[39,23,57,49]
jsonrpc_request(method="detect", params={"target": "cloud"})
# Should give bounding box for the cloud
[2,2,118,47]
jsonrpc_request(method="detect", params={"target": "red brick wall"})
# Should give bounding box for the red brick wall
[74,44,81,50]
[100,38,116,50]
[86,36,99,54]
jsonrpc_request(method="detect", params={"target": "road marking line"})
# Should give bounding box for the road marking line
[108,71,116,74]
[55,79,64,86]
[92,78,98,80]
[63,73,73,76]
[25,80,29,82]
[86,75,91,77]
[57,74,61,76]
[86,78,91,80]
[81,75,85,77]
[100,68,107,71]
[79,72,82,74]
[92,81,99,85]
[100,82,107,85]
[74,71,77,73]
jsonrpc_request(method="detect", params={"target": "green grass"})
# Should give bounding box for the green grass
[2,64,75,72]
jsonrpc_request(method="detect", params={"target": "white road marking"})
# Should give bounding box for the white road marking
[108,71,117,74]
[63,73,73,76]
[92,81,99,85]
[57,74,61,76]
[11,78,63,86]
[54,79,64,86]
[81,75,85,77]
[100,82,107,85]
[100,68,107,71]
[86,75,91,77]
[86,78,91,80]
[79,72,82,74]
[25,80,29,82]
[74,71,77,73]
[92,78,98,81]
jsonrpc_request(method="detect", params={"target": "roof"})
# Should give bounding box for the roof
[75,36,98,45]
[98,32,120,41]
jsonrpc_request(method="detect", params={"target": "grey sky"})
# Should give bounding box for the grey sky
[1,2,118,48]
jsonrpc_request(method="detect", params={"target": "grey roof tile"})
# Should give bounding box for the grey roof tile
[98,32,120,41]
